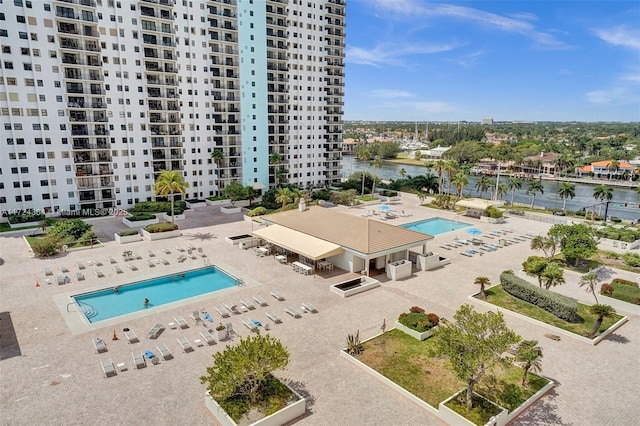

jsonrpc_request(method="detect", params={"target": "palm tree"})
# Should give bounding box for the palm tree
[451,172,469,200]
[507,178,522,206]
[444,160,458,194]
[607,159,620,179]
[154,170,189,225]
[541,263,565,289]
[356,148,371,196]
[557,182,576,212]
[579,272,600,304]
[211,149,225,195]
[474,175,492,199]
[515,340,543,387]
[421,174,439,194]
[275,187,293,210]
[526,180,544,209]
[270,152,283,186]
[244,185,257,207]
[434,159,447,194]
[497,183,508,200]
[593,184,613,215]
[371,156,383,195]
[474,276,490,299]
[588,304,617,337]
[399,167,407,179]
[530,235,557,260]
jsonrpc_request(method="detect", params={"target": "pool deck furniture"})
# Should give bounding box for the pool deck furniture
[275,254,287,264]
[132,352,146,369]
[162,248,171,254]
[76,262,86,270]
[57,276,66,285]
[438,244,451,250]
[146,323,164,339]
[292,261,313,275]
[113,266,123,274]
[127,263,138,271]
[200,330,215,345]
[43,267,53,276]
[253,295,268,306]
[190,311,204,326]
[301,302,318,313]
[240,299,255,310]
[285,307,301,318]
[187,244,196,251]
[271,291,284,301]
[107,256,116,264]
[95,270,105,278]
[146,260,156,268]
[224,303,239,315]
[177,255,187,263]
[225,322,237,339]
[76,272,85,281]
[156,343,173,360]
[266,311,282,323]
[175,246,185,252]
[147,250,155,257]
[158,258,170,265]
[215,306,230,318]
[101,359,116,378]
[59,266,69,273]
[242,319,258,332]
[197,247,207,257]
[124,330,139,343]
[459,251,474,257]
[173,316,188,329]
[93,260,103,266]
[177,336,193,352]
[93,338,107,353]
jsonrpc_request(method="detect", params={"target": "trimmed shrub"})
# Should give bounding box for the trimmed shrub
[606,282,640,305]
[130,201,187,215]
[500,271,581,323]
[127,213,156,221]
[145,222,179,233]
[621,253,640,267]
[398,312,438,332]
[600,284,614,297]
[247,207,267,217]
[8,211,45,224]
[30,235,61,257]
[483,205,504,219]
[206,195,229,201]
[409,306,425,314]
[612,277,639,288]
[427,313,440,326]
[596,226,640,242]
[310,189,331,201]
[117,229,139,237]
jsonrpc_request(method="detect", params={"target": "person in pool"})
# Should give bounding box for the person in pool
[143,298,149,308]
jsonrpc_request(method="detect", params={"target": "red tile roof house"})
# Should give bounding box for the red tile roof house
[576,160,637,179]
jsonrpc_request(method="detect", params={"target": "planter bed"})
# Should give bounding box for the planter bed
[330,276,380,297]
[221,206,242,214]
[8,220,42,229]
[394,321,437,341]
[122,216,159,228]
[141,228,182,241]
[115,233,142,244]
[161,212,186,221]
[225,234,254,245]
[206,198,231,206]
[186,201,207,209]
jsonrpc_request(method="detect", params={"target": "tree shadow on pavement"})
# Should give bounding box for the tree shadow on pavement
[512,389,572,426]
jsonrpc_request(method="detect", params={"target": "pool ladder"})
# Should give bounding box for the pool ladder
[67,301,98,319]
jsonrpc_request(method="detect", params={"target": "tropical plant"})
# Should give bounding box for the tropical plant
[497,183,508,200]
[557,182,576,212]
[211,148,225,195]
[345,330,363,355]
[593,184,613,214]
[579,272,600,304]
[275,187,294,210]
[270,152,283,185]
[515,340,543,387]
[154,170,189,225]
[526,180,544,209]
[444,160,458,194]
[522,256,548,287]
[529,235,557,260]
[434,304,520,409]
[432,159,447,194]
[222,181,246,207]
[244,185,257,207]
[399,167,407,179]
[451,172,469,200]
[607,159,620,179]
[588,304,617,337]
[371,156,383,195]
[474,276,490,299]
[507,178,522,206]
[540,262,565,290]
[475,175,493,199]
[548,223,598,266]
[356,148,371,196]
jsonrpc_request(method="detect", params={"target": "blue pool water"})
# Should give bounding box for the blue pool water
[73,267,237,323]
[401,217,470,236]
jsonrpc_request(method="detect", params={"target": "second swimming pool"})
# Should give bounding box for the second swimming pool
[73,266,238,323]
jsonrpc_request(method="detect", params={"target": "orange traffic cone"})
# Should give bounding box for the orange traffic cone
[35,280,40,287]
[112,329,119,341]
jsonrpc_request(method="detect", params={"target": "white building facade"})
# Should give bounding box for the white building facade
[0,0,345,215]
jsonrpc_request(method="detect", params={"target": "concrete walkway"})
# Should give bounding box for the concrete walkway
[1,197,638,425]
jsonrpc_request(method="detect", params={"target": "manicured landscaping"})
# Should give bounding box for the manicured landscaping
[602,279,640,305]
[356,329,548,412]
[480,285,623,337]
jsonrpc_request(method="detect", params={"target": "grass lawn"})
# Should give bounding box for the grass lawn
[385,157,427,166]
[0,223,40,233]
[356,329,548,419]
[481,285,624,337]
[24,235,102,251]
[356,195,378,202]
[604,282,640,305]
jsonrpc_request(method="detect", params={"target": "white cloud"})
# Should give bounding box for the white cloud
[594,25,640,51]
[346,41,464,67]
[586,87,629,104]
[367,89,414,98]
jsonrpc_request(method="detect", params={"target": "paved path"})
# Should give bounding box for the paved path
[1,197,638,425]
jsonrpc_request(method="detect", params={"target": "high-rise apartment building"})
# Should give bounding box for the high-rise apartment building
[0,0,345,215]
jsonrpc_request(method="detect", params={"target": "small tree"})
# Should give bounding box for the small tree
[588,304,617,337]
[579,272,600,304]
[222,181,246,207]
[434,304,520,408]
[275,187,293,210]
[540,262,565,290]
[548,224,598,266]
[530,235,558,260]
[200,334,289,406]
[515,340,543,387]
[154,170,189,225]
[474,276,490,299]
[522,256,548,287]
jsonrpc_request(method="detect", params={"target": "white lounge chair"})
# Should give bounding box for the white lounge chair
[101,359,116,377]
[175,246,185,252]
[200,330,216,345]
[224,303,239,315]
[177,255,187,263]
[240,299,255,310]
[271,291,284,301]
[266,311,282,324]
[177,336,193,352]
[59,265,69,273]
[215,306,230,318]
[95,270,105,278]
[147,250,155,257]
[146,260,156,268]
[197,247,207,257]
[301,302,318,313]
[158,258,170,265]
[156,342,173,360]
[107,256,116,264]
[128,263,138,271]
[76,272,85,281]
[439,245,452,250]
[93,338,107,353]
[113,265,123,274]
[242,319,258,332]
[190,311,204,326]
[226,322,237,339]
[93,260,103,266]
[132,352,146,369]
[146,323,164,339]
[285,307,301,318]
[76,262,86,270]
[124,330,139,343]
[174,316,188,329]
[43,267,53,276]
[57,276,66,285]
[460,251,474,257]
[162,248,171,254]
[253,295,268,307]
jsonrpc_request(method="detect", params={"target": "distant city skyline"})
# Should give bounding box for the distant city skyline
[344,0,640,122]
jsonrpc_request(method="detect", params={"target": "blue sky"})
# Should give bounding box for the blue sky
[343,0,640,122]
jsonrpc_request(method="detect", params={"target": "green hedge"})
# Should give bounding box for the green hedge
[127,213,156,221]
[397,311,439,332]
[247,207,267,217]
[596,226,640,243]
[145,222,179,233]
[117,229,140,237]
[500,272,581,323]
[8,212,45,224]
[603,281,640,305]
[130,201,187,215]
[621,253,640,267]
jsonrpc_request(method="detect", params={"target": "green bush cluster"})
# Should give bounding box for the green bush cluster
[130,201,186,215]
[310,189,331,201]
[612,278,639,287]
[145,222,179,233]
[596,226,640,242]
[621,253,640,267]
[398,310,439,332]
[127,213,156,221]
[247,207,267,217]
[7,211,45,224]
[117,230,140,237]
[500,272,581,323]
[483,205,504,219]
[602,281,640,305]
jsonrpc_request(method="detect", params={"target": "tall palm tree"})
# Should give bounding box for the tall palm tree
[593,184,613,215]
[270,152,283,186]
[371,156,383,195]
[275,187,293,210]
[452,172,469,200]
[474,175,492,199]
[530,235,557,260]
[356,148,371,196]
[211,149,225,195]
[507,178,522,206]
[607,159,620,179]
[526,180,544,209]
[515,340,543,387]
[474,276,490,299]
[434,159,447,194]
[557,182,576,212]
[497,183,508,200]
[444,160,458,194]
[154,170,189,225]
[579,272,600,304]
[588,304,617,337]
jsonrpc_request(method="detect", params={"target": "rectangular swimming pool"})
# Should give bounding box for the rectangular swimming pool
[401,217,470,236]
[73,266,238,323]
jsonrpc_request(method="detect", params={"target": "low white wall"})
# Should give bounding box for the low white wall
[598,237,639,251]
[330,277,380,297]
[122,216,159,228]
[8,220,41,229]
[438,389,508,426]
[206,198,231,206]
[186,201,207,209]
[386,260,412,281]
[141,229,182,241]
[394,321,437,341]
[161,212,186,221]
[114,233,142,244]
[221,206,242,214]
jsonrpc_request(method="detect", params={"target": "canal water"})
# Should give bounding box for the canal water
[342,156,640,221]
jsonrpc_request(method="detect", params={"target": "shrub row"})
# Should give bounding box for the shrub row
[127,213,156,221]
[596,226,640,243]
[621,253,640,267]
[8,212,45,224]
[145,222,178,233]
[129,201,186,215]
[602,282,640,305]
[612,277,639,288]
[117,229,140,237]
[500,272,581,323]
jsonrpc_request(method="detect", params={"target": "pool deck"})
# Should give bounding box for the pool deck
[1,195,639,425]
